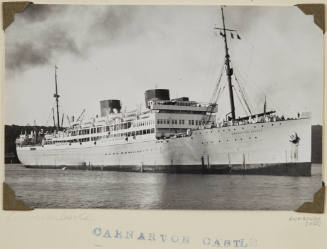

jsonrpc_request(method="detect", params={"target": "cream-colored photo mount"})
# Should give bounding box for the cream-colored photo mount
[0,1,326,249]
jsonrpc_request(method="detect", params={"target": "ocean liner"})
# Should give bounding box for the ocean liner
[15,8,311,176]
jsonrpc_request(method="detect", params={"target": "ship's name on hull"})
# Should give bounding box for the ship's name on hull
[232,128,263,136]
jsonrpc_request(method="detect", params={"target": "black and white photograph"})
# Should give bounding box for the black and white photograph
[4,4,323,210]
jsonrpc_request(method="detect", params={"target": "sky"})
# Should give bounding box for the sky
[5,4,323,126]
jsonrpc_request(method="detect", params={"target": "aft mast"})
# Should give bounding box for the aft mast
[54,65,60,131]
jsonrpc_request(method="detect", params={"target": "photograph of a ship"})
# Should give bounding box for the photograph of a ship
[4,4,323,209]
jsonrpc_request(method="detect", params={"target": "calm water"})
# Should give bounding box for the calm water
[5,164,322,210]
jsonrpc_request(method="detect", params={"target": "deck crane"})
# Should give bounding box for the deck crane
[66,115,71,127]
[61,113,64,127]
[76,109,86,124]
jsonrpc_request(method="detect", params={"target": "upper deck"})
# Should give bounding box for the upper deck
[15,85,311,148]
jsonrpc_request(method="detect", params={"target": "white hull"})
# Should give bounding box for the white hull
[17,118,311,175]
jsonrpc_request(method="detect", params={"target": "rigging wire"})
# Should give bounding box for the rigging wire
[210,59,226,104]
[216,80,226,103]
[45,107,54,126]
[204,59,225,124]
[233,74,252,115]
[45,100,57,126]
[233,85,249,116]
[233,63,279,113]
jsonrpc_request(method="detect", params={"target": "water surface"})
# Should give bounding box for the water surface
[5,164,322,210]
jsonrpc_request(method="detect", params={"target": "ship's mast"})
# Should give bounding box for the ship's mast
[220,7,236,121]
[54,65,60,131]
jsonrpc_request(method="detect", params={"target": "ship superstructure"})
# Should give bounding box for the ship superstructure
[15,7,312,176]
[16,90,218,155]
